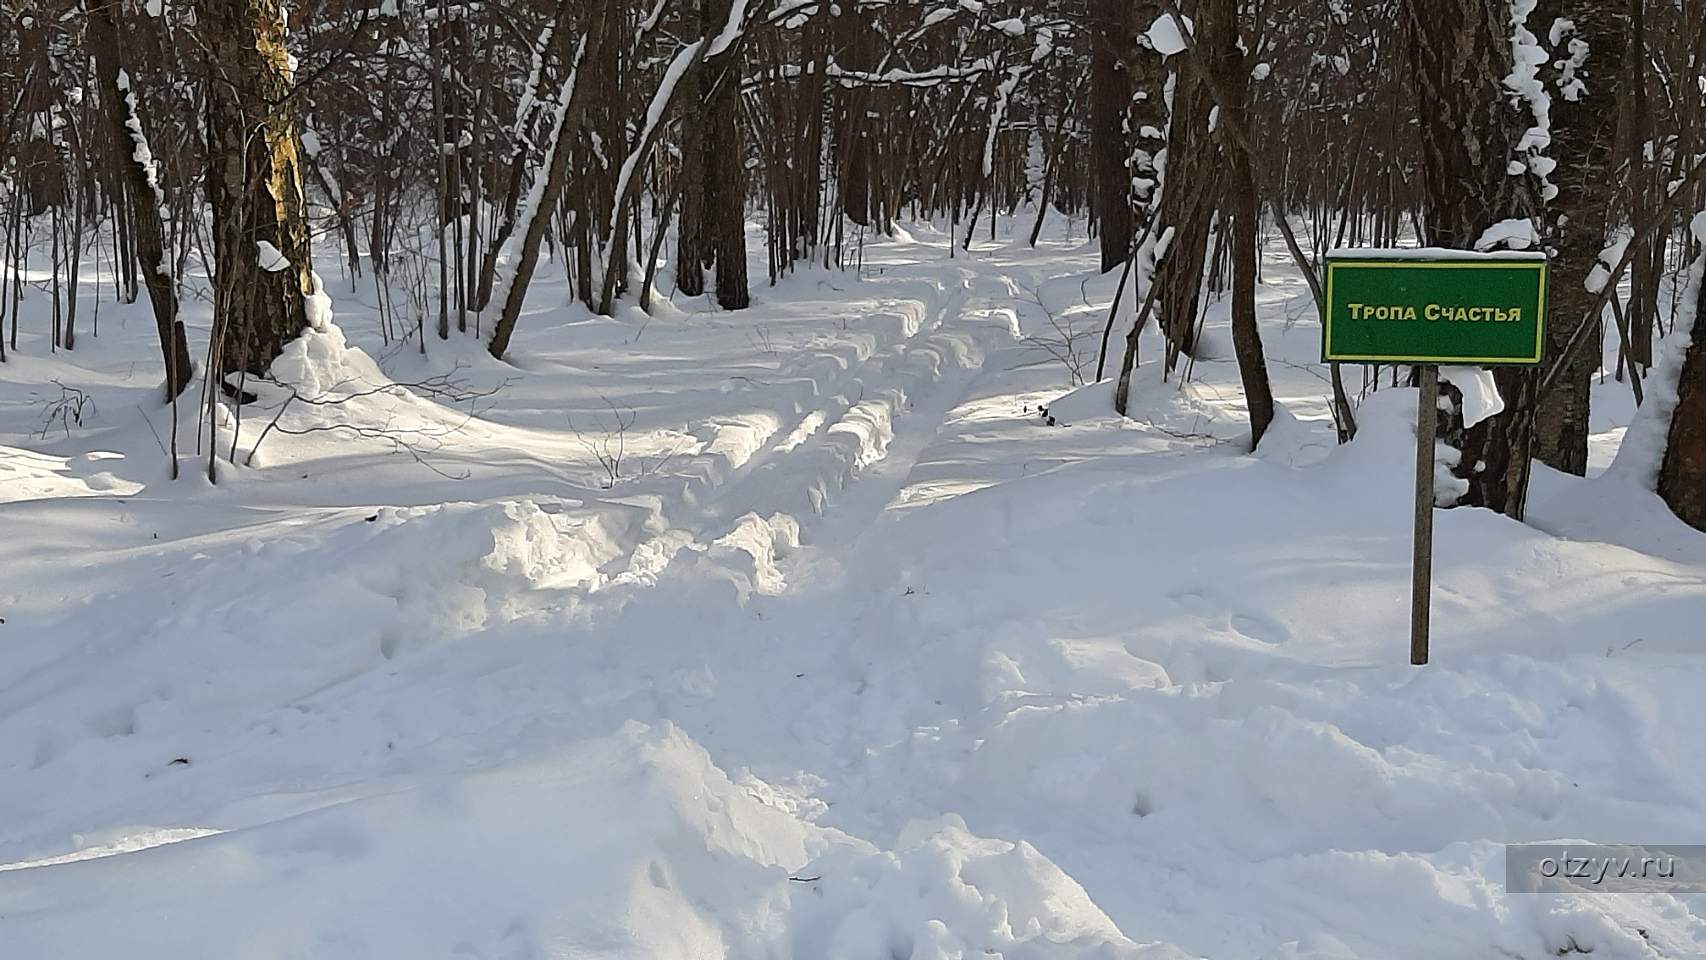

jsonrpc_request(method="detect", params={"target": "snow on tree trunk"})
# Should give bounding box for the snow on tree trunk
[1155,49,1216,373]
[1657,295,1706,529]
[1404,0,1543,518]
[90,4,191,398]
[488,0,610,359]
[1532,1,1625,477]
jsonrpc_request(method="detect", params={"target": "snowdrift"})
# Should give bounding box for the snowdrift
[0,722,1189,960]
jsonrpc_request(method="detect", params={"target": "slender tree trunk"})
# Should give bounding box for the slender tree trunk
[1207,0,1273,448]
[1089,0,1136,273]
[90,4,192,397]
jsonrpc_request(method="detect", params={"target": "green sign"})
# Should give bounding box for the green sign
[1322,253,1548,365]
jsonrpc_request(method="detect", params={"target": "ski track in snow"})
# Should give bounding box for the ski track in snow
[1,221,1704,959]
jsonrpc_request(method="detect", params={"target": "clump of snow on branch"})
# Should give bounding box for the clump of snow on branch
[1586,231,1631,294]
[704,0,749,57]
[1475,218,1538,252]
[1440,367,1506,428]
[1548,18,1590,102]
[1146,13,1192,58]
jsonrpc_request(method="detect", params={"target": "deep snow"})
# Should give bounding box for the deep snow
[0,215,1703,959]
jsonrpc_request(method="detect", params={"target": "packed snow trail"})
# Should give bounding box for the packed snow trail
[1,221,1704,959]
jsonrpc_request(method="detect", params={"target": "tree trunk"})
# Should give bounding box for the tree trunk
[835,4,874,227]
[487,1,609,359]
[1155,49,1217,372]
[1404,0,1541,518]
[1532,2,1627,475]
[677,0,750,310]
[1089,0,1136,273]
[1129,3,1167,227]
[1206,0,1273,448]
[198,0,315,378]
[90,4,192,398]
[1658,274,1706,530]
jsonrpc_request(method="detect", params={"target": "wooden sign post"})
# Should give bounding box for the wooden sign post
[1323,250,1549,665]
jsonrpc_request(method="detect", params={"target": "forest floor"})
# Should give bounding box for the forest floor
[0,216,1703,959]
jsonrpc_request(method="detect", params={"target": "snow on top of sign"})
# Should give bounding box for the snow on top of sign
[1325,247,1548,262]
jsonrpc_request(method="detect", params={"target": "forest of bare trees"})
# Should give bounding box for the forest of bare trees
[1,0,1704,528]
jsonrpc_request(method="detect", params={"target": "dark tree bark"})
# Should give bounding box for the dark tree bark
[1088,0,1136,273]
[90,4,192,398]
[834,2,875,227]
[1128,3,1168,227]
[1154,50,1218,373]
[198,0,315,377]
[16,16,63,216]
[1404,0,1542,518]
[1532,2,1628,475]
[677,0,750,310]
[1205,0,1273,448]
[1658,274,1706,530]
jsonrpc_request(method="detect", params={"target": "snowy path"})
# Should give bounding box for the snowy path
[2,223,1704,959]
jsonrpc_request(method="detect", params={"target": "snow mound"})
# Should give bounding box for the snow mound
[268,320,388,400]
[1039,379,1121,424]
[0,498,625,781]
[797,814,1192,960]
[0,723,1187,960]
[1039,378,1244,445]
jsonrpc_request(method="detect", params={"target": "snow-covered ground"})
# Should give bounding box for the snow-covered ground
[1,217,1702,959]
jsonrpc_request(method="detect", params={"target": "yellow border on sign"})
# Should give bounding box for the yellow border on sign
[1322,259,1548,365]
